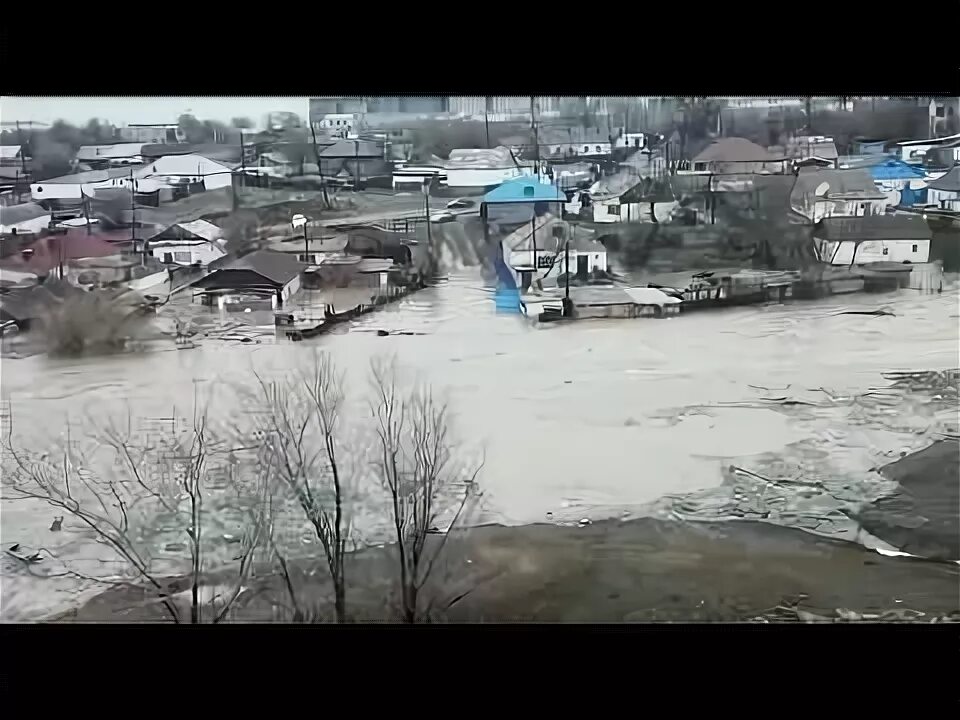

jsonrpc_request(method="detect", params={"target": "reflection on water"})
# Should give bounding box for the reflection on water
[2,271,958,619]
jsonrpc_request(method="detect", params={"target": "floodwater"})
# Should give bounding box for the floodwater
[2,272,958,620]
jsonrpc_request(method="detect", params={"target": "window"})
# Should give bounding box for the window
[882,247,889,255]
[583,145,590,153]
[608,204,620,215]
[596,145,602,153]
[912,244,918,253]
[694,162,708,172]
[298,253,314,263]
[935,105,945,118]
[162,252,173,264]
[173,251,192,263]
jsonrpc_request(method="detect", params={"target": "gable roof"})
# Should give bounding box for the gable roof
[897,132,960,147]
[318,140,382,158]
[0,145,22,159]
[693,138,780,164]
[814,215,932,242]
[791,168,885,203]
[213,250,305,285]
[483,176,566,204]
[0,202,49,227]
[35,167,136,185]
[76,143,147,162]
[176,219,223,242]
[927,165,960,192]
[502,214,594,252]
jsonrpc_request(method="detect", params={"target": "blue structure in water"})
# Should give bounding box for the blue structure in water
[482,176,567,314]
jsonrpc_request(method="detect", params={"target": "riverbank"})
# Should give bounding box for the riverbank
[58,515,959,623]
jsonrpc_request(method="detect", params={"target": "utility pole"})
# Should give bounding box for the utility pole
[354,139,360,192]
[16,121,28,178]
[423,179,432,251]
[309,122,330,208]
[484,97,491,148]
[130,166,142,264]
[530,96,540,177]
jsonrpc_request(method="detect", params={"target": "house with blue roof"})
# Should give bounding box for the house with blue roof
[862,157,928,206]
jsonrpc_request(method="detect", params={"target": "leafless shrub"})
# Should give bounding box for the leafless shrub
[43,290,147,356]
[369,356,483,623]
[1,397,270,623]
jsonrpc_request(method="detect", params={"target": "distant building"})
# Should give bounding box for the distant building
[135,154,235,192]
[31,167,134,202]
[813,215,932,265]
[145,220,226,267]
[193,250,305,309]
[264,112,302,132]
[76,143,148,169]
[691,138,787,175]
[0,202,51,235]
[446,147,526,189]
[896,132,960,164]
[790,168,888,222]
[118,124,184,144]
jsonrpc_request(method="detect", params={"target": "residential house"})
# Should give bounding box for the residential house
[392,164,447,190]
[613,132,648,152]
[318,139,388,186]
[535,128,613,161]
[0,145,28,166]
[0,232,124,279]
[776,136,839,169]
[192,250,305,308]
[30,167,136,203]
[923,137,960,170]
[541,229,608,284]
[135,153,235,192]
[690,138,787,175]
[344,227,428,279]
[582,172,677,224]
[0,166,30,206]
[482,175,566,232]
[896,132,960,164]
[140,142,255,167]
[145,220,227,267]
[501,214,569,277]
[926,165,960,211]
[789,168,888,222]
[446,147,527,189]
[813,215,932,265]
[1,203,51,236]
[76,143,148,169]
[866,157,928,205]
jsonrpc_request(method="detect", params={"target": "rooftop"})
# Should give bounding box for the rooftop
[693,138,781,164]
[318,140,382,158]
[35,167,138,185]
[447,146,517,170]
[76,143,147,161]
[791,168,885,203]
[484,176,566,204]
[814,215,932,242]
[1,202,49,227]
[210,250,306,286]
[0,145,22,159]
[927,164,960,192]
[0,233,123,275]
[897,132,960,147]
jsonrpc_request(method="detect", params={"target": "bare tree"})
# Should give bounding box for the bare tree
[369,356,483,623]
[249,350,351,622]
[1,398,269,623]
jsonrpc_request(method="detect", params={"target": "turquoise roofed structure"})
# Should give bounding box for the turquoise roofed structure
[483,176,566,204]
[866,157,926,181]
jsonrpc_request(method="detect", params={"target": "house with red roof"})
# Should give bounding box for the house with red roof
[0,232,123,278]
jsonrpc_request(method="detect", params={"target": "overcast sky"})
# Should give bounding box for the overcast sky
[2,97,310,127]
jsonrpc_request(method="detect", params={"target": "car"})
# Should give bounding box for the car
[446,198,474,209]
[430,212,457,223]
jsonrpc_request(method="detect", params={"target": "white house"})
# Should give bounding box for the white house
[76,143,147,167]
[790,168,889,222]
[30,168,134,201]
[613,132,647,151]
[814,216,932,265]
[392,164,446,189]
[541,234,608,283]
[897,133,960,164]
[0,202,51,235]
[135,153,234,191]
[445,147,527,188]
[147,219,227,266]
[583,172,678,224]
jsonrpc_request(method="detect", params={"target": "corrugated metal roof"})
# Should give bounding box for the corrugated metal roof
[214,250,306,286]
[484,176,565,204]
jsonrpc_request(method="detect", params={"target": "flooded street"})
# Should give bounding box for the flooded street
[2,272,958,620]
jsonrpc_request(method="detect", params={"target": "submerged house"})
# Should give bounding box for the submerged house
[690,138,788,175]
[0,202,51,236]
[579,172,677,224]
[192,250,305,308]
[446,147,527,189]
[146,220,227,267]
[926,165,960,210]
[813,215,932,265]
[789,168,888,222]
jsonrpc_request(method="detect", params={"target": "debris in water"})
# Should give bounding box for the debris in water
[578,518,592,526]
[49,516,63,532]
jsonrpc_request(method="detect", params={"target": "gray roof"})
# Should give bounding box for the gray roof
[815,215,932,242]
[76,143,147,161]
[694,138,780,163]
[569,286,634,307]
[590,171,642,199]
[37,167,138,185]
[927,165,960,192]
[446,146,516,169]
[319,140,382,158]
[0,202,49,226]
[215,250,306,285]
[791,168,884,203]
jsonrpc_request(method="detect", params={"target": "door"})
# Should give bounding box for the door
[576,255,589,278]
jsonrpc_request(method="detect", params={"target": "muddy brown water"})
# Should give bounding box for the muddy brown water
[1,272,958,621]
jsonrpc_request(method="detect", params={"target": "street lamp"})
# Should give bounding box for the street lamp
[291,213,310,263]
